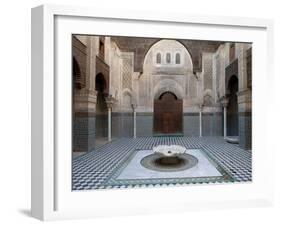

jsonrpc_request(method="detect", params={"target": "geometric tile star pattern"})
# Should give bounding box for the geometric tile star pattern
[72,137,251,190]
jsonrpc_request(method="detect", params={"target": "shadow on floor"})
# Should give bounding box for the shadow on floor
[18,209,31,218]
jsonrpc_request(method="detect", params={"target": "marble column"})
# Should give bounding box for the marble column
[105,96,115,142]
[131,104,137,138]
[107,107,112,141]
[199,104,203,137]
[221,97,229,139]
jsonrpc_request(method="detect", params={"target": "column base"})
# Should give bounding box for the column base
[239,111,252,150]
[73,111,96,152]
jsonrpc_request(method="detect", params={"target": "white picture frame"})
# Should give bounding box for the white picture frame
[31,4,274,221]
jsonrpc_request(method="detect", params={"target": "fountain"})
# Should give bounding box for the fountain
[140,145,198,172]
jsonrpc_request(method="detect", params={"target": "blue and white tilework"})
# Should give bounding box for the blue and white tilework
[72,137,252,190]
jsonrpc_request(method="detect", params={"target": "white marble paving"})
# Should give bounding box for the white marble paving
[117,149,222,180]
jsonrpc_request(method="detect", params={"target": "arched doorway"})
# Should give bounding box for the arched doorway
[95,73,108,145]
[153,92,183,135]
[227,75,238,136]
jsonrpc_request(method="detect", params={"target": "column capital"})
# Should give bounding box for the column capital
[220,96,229,108]
[105,95,116,109]
[131,95,138,110]
[131,103,137,110]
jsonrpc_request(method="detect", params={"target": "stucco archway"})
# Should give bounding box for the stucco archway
[154,79,184,100]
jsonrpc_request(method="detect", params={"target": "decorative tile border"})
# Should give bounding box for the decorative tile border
[103,148,235,188]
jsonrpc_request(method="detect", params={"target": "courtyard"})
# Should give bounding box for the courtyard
[72,35,252,191]
[72,137,251,190]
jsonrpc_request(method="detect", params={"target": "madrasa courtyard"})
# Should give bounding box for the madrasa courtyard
[72,35,252,190]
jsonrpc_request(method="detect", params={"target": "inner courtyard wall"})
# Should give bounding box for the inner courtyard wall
[72,35,252,152]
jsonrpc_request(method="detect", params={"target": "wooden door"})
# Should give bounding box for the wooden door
[154,92,183,135]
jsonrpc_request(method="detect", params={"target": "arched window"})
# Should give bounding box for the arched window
[166,53,171,64]
[156,53,161,64]
[175,53,181,64]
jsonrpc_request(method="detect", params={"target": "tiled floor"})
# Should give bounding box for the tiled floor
[72,137,252,190]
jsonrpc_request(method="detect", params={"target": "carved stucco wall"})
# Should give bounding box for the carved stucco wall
[72,35,252,149]
[188,74,198,99]
[108,41,123,114]
[111,37,222,73]
[73,36,242,116]
[121,53,133,90]
[120,52,134,111]
[154,79,184,99]
[202,52,213,91]
[106,39,229,113]
[137,40,195,112]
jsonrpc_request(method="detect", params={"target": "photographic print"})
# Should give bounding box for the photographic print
[72,35,252,191]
